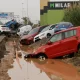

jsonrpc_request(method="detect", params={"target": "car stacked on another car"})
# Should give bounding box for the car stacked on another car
[34,24,57,42]
[17,25,32,37]
[54,22,74,32]
[20,25,48,45]
[34,22,74,42]
[24,26,80,59]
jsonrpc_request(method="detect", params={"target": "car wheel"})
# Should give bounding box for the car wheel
[0,31,2,35]
[20,39,26,45]
[68,53,74,58]
[47,33,51,38]
[24,54,31,58]
[37,53,47,61]
[76,45,80,56]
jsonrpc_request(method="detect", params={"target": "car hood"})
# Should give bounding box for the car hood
[35,44,49,54]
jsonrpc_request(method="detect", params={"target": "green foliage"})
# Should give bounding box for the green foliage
[22,17,33,26]
[63,4,80,26]
[22,17,27,25]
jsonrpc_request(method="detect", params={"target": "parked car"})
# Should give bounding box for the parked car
[0,25,11,35]
[20,27,41,45]
[54,22,73,32]
[34,22,73,42]
[34,24,56,42]
[24,26,80,59]
[17,25,32,37]
[5,19,20,30]
[37,25,49,32]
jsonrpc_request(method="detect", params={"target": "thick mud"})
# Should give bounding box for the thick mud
[8,53,80,80]
[0,38,18,80]
[0,37,80,80]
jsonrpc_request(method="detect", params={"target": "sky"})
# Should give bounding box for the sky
[0,0,40,23]
[0,0,79,23]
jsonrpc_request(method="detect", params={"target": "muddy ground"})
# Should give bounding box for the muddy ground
[20,38,80,72]
[0,38,18,80]
[0,37,80,80]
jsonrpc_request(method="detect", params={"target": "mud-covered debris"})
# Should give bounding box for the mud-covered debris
[63,57,80,66]
[24,38,49,53]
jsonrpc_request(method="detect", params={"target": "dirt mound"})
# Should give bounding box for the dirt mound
[24,38,49,53]
[62,57,80,66]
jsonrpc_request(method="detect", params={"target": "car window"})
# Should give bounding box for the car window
[38,25,48,33]
[64,30,76,38]
[69,23,73,27]
[56,24,64,28]
[74,30,76,35]
[28,27,39,35]
[49,24,56,30]
[56,23,71,28]
[50,33,62,43]
[40,25,51,33]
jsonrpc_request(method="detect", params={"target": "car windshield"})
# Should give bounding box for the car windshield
[49,24,57,30]
[40,25,51,33]
[38,25,48,33]
[28,27,39,35]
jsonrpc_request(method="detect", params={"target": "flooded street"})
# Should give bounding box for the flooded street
[8,53,51,80]
[8,50,80,80]
[0,37,80,80]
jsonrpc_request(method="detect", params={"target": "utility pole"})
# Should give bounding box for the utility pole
[27,0,28,25]
[22,3,24,18]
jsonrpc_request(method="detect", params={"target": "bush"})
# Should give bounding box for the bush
[63,4,80,26]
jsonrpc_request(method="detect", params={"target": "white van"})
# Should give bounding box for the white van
[17,25,32,37]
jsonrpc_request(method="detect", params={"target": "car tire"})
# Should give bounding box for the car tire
[0,31,2,35]
[68,53,74,58]
[36,53,48,61]
[76,45,80,56]
[47,33,51,38]
[20,39,26,45]
[24,54,31,58]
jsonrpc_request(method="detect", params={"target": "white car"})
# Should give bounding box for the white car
[17,25,32,37]
[34,24,56,42]
[0,25,11,34]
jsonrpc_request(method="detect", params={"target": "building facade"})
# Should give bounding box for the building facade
[40,0,79,26]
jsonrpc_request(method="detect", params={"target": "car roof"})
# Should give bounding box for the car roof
[54,26,79,35]
[58,22,72,24]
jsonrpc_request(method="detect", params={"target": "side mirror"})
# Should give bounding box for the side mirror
[47,41,52,45]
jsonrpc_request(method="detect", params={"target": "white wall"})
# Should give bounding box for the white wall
[50,0,79,2]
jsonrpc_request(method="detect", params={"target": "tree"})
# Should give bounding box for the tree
[22,17,33,26]
[63,3,80,26]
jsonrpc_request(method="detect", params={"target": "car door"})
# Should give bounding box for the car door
[45,33,66,58]
[63,29,77,53]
